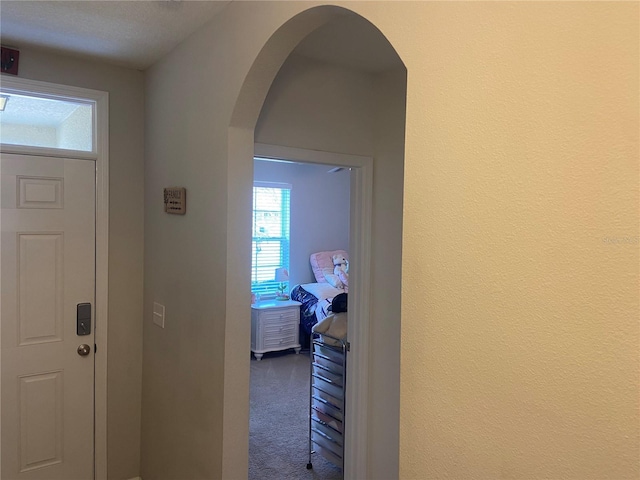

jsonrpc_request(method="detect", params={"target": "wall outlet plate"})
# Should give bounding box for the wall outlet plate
[153,302,165,328]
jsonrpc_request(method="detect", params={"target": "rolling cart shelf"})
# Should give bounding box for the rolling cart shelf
[307,334,347,473]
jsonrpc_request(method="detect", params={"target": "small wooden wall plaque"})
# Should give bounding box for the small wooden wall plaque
[164,187,186,215]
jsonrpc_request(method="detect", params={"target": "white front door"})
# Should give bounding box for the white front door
[1,153,96,479]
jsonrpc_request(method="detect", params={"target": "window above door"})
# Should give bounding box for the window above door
[0,89,95,156]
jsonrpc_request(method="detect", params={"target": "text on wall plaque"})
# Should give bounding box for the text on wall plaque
[164,187,186,215]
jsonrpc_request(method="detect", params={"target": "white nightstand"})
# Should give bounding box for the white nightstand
[251,299,302,360]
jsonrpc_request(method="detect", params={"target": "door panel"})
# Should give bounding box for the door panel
[19,370,63,471]
[18,176,64,209]
[1,154,95,480]
[19,233,64,345]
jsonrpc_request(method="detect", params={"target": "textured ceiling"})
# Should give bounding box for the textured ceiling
[0,1,403,73]
[0,0,232,70]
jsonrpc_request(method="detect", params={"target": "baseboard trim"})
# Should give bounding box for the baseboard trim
[126,477,142,480]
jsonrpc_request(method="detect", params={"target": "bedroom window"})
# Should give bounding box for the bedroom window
[252,182,291,297]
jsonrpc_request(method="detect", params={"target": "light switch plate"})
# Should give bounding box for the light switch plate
[153,302,165,328]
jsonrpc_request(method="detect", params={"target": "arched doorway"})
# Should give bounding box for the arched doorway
[226,7,406,479]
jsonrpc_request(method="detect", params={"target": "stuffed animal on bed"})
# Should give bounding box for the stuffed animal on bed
[324,273,345,290]
[332,254,349,288]
[310,250,349,290]
[312,293,348,346]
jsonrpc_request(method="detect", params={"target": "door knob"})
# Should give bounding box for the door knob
[77,344,91,356]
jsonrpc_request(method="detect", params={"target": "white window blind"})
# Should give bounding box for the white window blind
[252,182,291,297]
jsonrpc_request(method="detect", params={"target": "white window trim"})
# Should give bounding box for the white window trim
[0,76,109,480]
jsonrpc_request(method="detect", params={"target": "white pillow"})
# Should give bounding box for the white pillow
[300,282,344,300]
[312,312,347,346]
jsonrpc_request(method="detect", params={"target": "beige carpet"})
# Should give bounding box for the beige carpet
[249,350,343,480]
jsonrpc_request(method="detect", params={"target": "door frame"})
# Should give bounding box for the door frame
[253,142,373,478]
[0,77,109,479]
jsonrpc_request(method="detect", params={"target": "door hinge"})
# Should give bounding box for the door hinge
[94,344,97,353]
[346,341,351,352]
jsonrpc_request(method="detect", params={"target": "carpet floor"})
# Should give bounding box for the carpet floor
[249,350,343,480]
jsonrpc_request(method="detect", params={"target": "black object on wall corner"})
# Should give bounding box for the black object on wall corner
[1,46,19,75]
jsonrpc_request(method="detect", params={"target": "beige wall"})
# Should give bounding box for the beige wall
[142,2,638,479]
[12,48,145,479]
[256,53,376,156]
[386,2,639,478]
[141,11,231,477]
[369,67,406,479]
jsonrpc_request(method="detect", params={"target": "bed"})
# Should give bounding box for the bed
[290,250,349,348]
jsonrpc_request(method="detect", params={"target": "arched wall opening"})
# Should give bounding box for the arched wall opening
[225,6,407,479]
